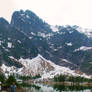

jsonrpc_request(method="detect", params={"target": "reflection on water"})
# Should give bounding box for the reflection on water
[24,83,92,92]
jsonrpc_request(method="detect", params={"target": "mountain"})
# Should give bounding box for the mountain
[0,10,92,75]
[1,55,90,79]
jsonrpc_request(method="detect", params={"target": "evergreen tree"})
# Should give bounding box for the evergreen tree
[0,73,5,83]
[68,76,75,86]
[54,74,66,85]
[6,75,17,86]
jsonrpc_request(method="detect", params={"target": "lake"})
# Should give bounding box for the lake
[23,83,92,92]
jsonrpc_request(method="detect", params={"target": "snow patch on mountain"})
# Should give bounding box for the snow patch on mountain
[38,32,53,38]
[74,46,92,52]
[61,59,73,64]
[50,25,59,32]
[26,15,30,19]
[30,32,36,36]
[29,37,33,40]
[0,41,2,45]
[65,42,72,46]
[8,38,11,40]
[1,64,22,77]
[62,25,92,38]
[9,56,18,61]
[18,54,54,76]
[76,27,92,38]
[0,55,91,79]
[61,58,77,67]
[17,40,21,44]
[20,13,25,16]
[18,54,90,79]
[8,42,12,48]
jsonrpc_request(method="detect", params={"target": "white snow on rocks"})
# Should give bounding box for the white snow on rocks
[18,54,54,76]
[38,32,53,38]
[30,32,36,36]
[61,59,73,64]
[17,40,21,44]
[18,54,90,79]
[0,54,91,79]
[76,27,92,38]
[50,25,59,32]
[20,14,25,16]
[0,41,2,45]
[8,42,12,48]
[74,46,92,52]
[1,64,18,77]
[26,15,30,19]
[65,42,72,46]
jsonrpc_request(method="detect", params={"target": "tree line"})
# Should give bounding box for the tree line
[53,74,92,86]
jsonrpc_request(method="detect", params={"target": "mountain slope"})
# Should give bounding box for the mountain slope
[48,25,92,66]
[1,55,90,79]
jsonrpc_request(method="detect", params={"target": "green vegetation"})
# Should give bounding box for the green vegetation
[53,74,92,86]
[0,74,21,91]
[54,75,66,84]
[1,75,21,88]
[18,75,32,82]
[0,73,5,83]
[18,74,41,81]
[53,84,92,91]
[80,60,92,74]
[68,76,87,86]
[32,74,41,79]
[6,75,18,86]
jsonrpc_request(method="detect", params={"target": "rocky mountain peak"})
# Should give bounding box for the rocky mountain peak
[0,17,9,28]
[10,10,52,36]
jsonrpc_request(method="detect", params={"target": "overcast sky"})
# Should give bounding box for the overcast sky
[0,0,92,28]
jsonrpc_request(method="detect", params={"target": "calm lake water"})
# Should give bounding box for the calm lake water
[23,83,92,92]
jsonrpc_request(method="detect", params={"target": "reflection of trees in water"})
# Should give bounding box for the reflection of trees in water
[32,84,41,90]
[23,84,41,92]
[23,83,92,92]
[53,84,92,91]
